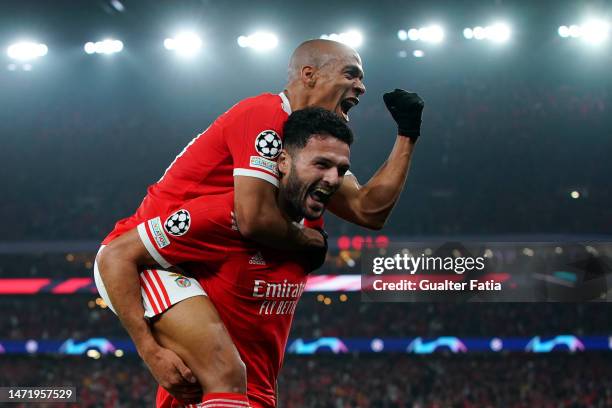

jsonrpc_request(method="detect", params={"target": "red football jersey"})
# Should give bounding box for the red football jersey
[197,256,307,408]
[137,193,309,408]
[102,92,291,245]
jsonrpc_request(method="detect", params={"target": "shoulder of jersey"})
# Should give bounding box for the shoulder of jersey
[233,93,283,113]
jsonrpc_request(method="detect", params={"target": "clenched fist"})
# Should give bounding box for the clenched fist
[383,89,425,140]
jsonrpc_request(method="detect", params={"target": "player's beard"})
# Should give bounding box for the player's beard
[281,162,323,221]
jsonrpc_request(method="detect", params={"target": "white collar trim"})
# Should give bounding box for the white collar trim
[279,92,292,115]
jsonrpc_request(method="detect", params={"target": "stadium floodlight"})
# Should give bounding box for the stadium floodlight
[84,42,95,54]
[487,23,511,42]
[237,31,279,51]
[413,50,425,58]
[558,20,610,44]
[397,30,408,41]
[407,28,419,41]
[568,24,581,37]
[464,23,511,42]
[7,41,48,61]
[406,25,444,44]
[581,19,609,44]
[320,30,363,48]
[422,25,444,43]
[84,39,123,55]
[473,26,486,40]
[164,32,202,57]
[558,25,570,38]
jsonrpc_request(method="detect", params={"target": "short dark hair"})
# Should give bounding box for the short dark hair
[282,107,353,153]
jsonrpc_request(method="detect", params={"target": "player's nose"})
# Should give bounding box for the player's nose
[354,79,366,97]
[322,168,341,188]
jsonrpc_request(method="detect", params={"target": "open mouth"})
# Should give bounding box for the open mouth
[308,186,334,205]
[339,97,359,121]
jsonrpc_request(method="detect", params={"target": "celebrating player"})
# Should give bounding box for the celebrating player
[96,38,424,406]
[97,108,353,407]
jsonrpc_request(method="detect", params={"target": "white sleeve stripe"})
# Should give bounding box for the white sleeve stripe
[233,168,279,187]
[137,223,172,269]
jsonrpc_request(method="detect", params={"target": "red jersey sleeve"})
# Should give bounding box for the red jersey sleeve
[136,194,238,268]
[227,95,288,188]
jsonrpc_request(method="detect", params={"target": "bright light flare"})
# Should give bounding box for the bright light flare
[407,25,444,44]
[84,39,123,55]
[558,20,610,44]
[237,32,279,51]
[164,32,203,57]
[569,25,581,37]
[320,30,363,48]
[7,41,48,61]
[581,19,610,44]
[464,23,511,42]
[558,25,570,38]
[487,23,511,42]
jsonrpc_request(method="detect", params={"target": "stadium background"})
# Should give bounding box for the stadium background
[1,0,611,406]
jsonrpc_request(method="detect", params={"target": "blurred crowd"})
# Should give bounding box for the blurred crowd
[1,354,611,408]
[0,356,154,407]
[279,354,612,408]
[2,295,611,340]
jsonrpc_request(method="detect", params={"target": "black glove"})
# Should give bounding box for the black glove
[307,228,328,273]
[383,89,425,140]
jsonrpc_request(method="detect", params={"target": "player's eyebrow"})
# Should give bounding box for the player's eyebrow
[314,157,334,166]
[315,156,351,171]
[344,64,364,80]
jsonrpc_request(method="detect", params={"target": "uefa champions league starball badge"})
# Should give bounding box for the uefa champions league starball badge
[164,209,190,236]
[255,130,282,159]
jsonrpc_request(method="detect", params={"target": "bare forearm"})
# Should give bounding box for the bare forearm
[361,136,415,222]
[97,254,159,356]
[239,210,320,250]
[234,176,324,250]
[330,136,416,229]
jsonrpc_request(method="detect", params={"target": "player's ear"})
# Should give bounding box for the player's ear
[277,150,291,177]
[301,65,317,88]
